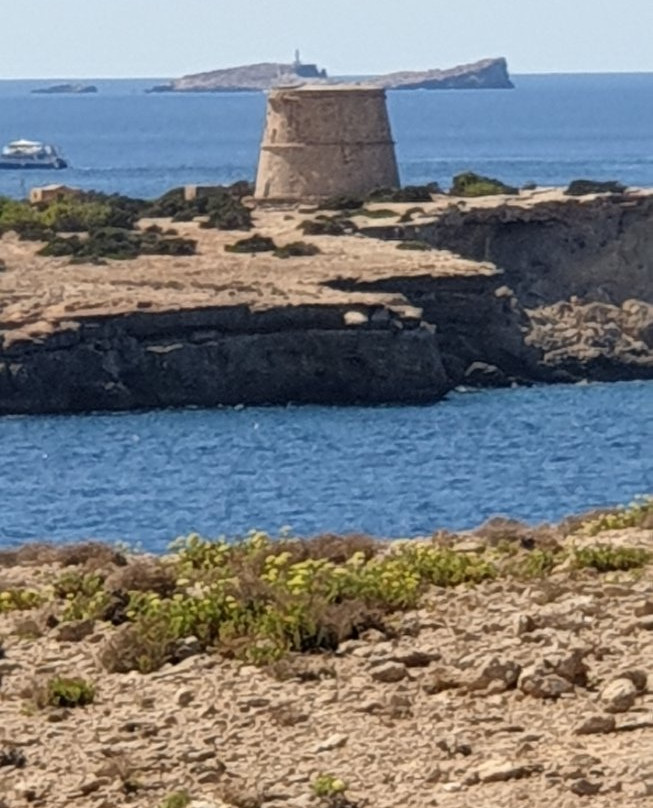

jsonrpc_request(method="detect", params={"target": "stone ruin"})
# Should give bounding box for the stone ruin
[254,85,400,202]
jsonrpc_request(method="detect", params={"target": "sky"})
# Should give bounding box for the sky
[2,0,653,79]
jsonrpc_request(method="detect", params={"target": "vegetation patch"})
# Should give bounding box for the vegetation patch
[450,171,519,197]
[368,183,441,203]
[38,227,196,262]
[396,240,432,251]
[40,676,96,709]
[160,791,192,808]
[572,544,650,573]
[225,234,276,253]
[565,179,627,196]
[0,588,44,613]
[273,241,321,258]
[299,215,358,236]
[145,182,253,230]
[577,496,653,535]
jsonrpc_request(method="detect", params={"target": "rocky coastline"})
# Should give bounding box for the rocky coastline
[0,187,651,415]
[0,499,651,807]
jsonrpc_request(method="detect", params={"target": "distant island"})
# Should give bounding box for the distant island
[32,83,98,95]
[146,56,514,93]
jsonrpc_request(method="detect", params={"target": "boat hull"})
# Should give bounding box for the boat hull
[0,159,67,170]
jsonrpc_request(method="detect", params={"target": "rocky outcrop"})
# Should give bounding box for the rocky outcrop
[148,61,327,93]
[0,304,449,414]
[362,191,653,383]
[401,193,653,308]
[31,83,98,94]
[148,57,513,93]
[371,57,514,90]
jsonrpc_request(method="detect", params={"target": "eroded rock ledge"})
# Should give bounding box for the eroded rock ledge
[0,189,651,414]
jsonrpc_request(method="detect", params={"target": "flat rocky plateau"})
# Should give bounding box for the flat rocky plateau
[1,188,652,413]
[0,514,652,808]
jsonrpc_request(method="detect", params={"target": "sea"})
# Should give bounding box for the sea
[0,73,652,550]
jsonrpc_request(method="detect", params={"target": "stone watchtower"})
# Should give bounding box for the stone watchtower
[254,85,399,202]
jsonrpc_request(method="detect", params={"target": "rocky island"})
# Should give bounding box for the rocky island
[147,56,513,93]
[0,183,651,415]
[31,83,98,95]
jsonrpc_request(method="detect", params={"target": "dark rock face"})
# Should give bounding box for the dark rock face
[0,306,450,415]
[360,193,653,385]
[403,195,653,308]
[326,274,541,387]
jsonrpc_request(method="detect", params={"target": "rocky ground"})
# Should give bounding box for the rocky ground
[0,511,652,808]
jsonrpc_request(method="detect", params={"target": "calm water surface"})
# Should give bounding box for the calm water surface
[1,74,653,197]
[1,382,651,552]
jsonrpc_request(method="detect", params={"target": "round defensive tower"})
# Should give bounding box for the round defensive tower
[254,85,400,202]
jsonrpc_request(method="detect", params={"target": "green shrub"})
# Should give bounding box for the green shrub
[274,241,321,258]
[368,184,440,202]
[146,183,253,231]
[299,216,358,236]
[45,676,96,708]
[572,545,650,572]
[396,240,432,251]
[578,497,653,535]
[38,227,196,262]
[0,588,44,613]
[351,208,397,219]
[225,234,276,253]
[318,195,364,211]
[565,179,627,196]
[451,172,518,197]
[160,792,192,808]
[312,773,348,798]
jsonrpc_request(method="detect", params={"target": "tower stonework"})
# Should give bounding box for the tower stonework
[255,86,400,202]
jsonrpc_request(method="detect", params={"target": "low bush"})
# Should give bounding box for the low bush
[0,588,44,613]
[396,240,432,251]
[299,216,358,236]
[368,184,441,202]
[351,208,397,219]
[572,544,650,572]
[225,234,276,253]
[565,179,627,196]
[274,241,321,258]
[160,792,192,808]
[146,183,253,230]
[38,227,196,262]
[450,172,518,197]
[318,195,364,211]
[312,773,348,798]
[43,676,96,708]
[578,496,653,535]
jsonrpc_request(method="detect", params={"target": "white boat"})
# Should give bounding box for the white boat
[0,139,68,170]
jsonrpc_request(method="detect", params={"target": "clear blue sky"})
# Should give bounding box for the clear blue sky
[3,0,653,79]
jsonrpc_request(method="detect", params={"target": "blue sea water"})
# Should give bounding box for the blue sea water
[0,73,653,198]
[0,74,652,549]
[0,382,651,552]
